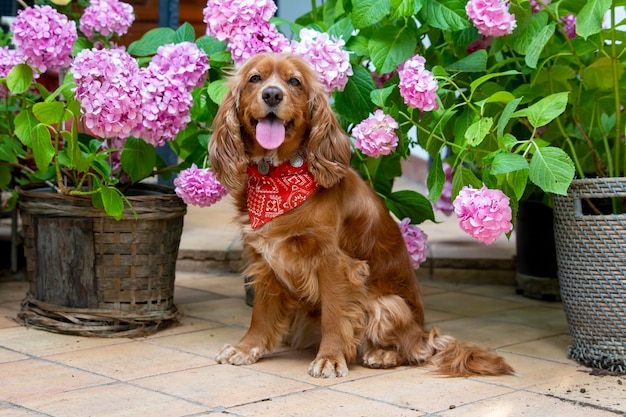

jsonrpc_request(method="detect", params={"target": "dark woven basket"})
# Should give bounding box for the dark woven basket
[16,183,187,337]
[553,177,626,374]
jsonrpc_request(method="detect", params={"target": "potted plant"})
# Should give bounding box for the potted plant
[0,0,228,336]
[197,0,626,373]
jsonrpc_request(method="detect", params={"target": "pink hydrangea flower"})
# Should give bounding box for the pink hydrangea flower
[399,218,429,269]
[227,23,290,66]
[0,47,24,96]
[453,185,513,245]
[203,0,288,66]
[434,163,454,216]
[148,42,209,91]
[79,0,135,39]
[203,0,277,41]
[561,14,576,39]
[174,164,228,207]
[353,109,399,158]
[465,0,517,38]
[289,28,353,94]
[10,5,77,73]
[133,67,194,147]
[71,47,143,139]
[398,54,439,112]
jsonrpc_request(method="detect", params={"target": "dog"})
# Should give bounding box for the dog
[209,52,514,378]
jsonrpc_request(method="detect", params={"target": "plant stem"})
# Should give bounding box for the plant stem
[610,2,622,180]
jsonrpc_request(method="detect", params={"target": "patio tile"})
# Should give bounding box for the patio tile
[423,291,525,317]
[333,367,514,414]
[176,271,247,299]
[501,334,574,364]
[228,387,425,417]
[133,364,314,409]
[436,390,624,417]
[0,358,114,402]
[0,347,28,363]
[179,297,252,327]
[18,383,210,417]
[0,326,126,357]
[0,404,43,416]
[479,305,569,333]
[45,340,214,381]
[146,326,247,360]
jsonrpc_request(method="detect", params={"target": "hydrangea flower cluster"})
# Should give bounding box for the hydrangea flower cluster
[174,164,228,207]
[79,0,135,40]
[202,0,289,66]
[10,5,77,73]
[434,163,454,216]
[352,109,399,158]
[134,69,193,147]
[148,42,210,90]
[289,28,353,94]
[398,54,439,112]
[398,218,429,269]
[71,47,143,139]
[453,185,513,245]
[0,47,24,96]
[465,0,517,38]
[561,14,577,39]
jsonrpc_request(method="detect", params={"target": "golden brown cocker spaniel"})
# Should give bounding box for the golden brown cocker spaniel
[209,52,514,378]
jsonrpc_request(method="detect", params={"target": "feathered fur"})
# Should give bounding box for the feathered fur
[210,52,514,378]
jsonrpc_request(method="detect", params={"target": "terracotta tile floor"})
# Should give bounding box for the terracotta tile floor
[1,180,626,416]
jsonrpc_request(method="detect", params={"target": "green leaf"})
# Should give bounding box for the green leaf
[368,23,417,75]
[32,102,67,125]
[175,22,196,43]
[7,64,33,94]
[451,166,482,200]
[207,79,229,105]
[0,137,19,164]
[61,130,90,173]
[31,124,55,172]
[529,147,575,195]
[128,27,176,56]
[121,137,157,183]
[427,154,445,202]
[384,189,436,224]
[469,70,519,95]
[14,111,39,147]
[445,50,487,72]
[352,0,391,28]
[370,85,396,108]
[420,0,471,31]
[496,97,522,140]
[328,17,356,42]
[576,0,611,39]
[100,186,125,220]
[511,92,568,128]
[195,35,227,56]
[390,0,423,18]
[506,169,529,201]
[584,57,621,90]
[511,10,548,56]
[333,65,376,123]
[465,117,493,146]
[525,22,556,69]
[490,151,529,175]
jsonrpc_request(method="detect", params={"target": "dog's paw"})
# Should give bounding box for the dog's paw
[308,356,349,378]
[215,344,262,366]
[362,348,399,369]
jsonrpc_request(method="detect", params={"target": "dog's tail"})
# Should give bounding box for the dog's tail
[417,326,514,377]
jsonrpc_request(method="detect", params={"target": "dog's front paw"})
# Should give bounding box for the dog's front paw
[362,348,399,369]
[215,344,262,366]
[308,356,349,378]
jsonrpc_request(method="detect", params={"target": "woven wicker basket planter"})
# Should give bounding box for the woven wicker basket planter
[553,177,626,374]
[16,183,187,337]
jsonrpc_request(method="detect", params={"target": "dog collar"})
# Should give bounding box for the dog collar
[246,157,318,229]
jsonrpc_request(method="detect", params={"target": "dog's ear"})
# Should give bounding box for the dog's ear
[209,80,248,192]
[306,81,352,189]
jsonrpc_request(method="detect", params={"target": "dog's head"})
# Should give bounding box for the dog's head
[209,53,351,191]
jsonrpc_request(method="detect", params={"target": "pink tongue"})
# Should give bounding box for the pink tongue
[256,118,285,150]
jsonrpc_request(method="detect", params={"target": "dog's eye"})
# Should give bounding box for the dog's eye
[249,74,262,83]
[287,77,301,87]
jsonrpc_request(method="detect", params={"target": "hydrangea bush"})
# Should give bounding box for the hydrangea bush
[3,0,625,265]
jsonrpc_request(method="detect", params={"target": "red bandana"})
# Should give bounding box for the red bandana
[246,160,318,229]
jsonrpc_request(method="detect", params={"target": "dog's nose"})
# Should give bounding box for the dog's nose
[262,87,283,107]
